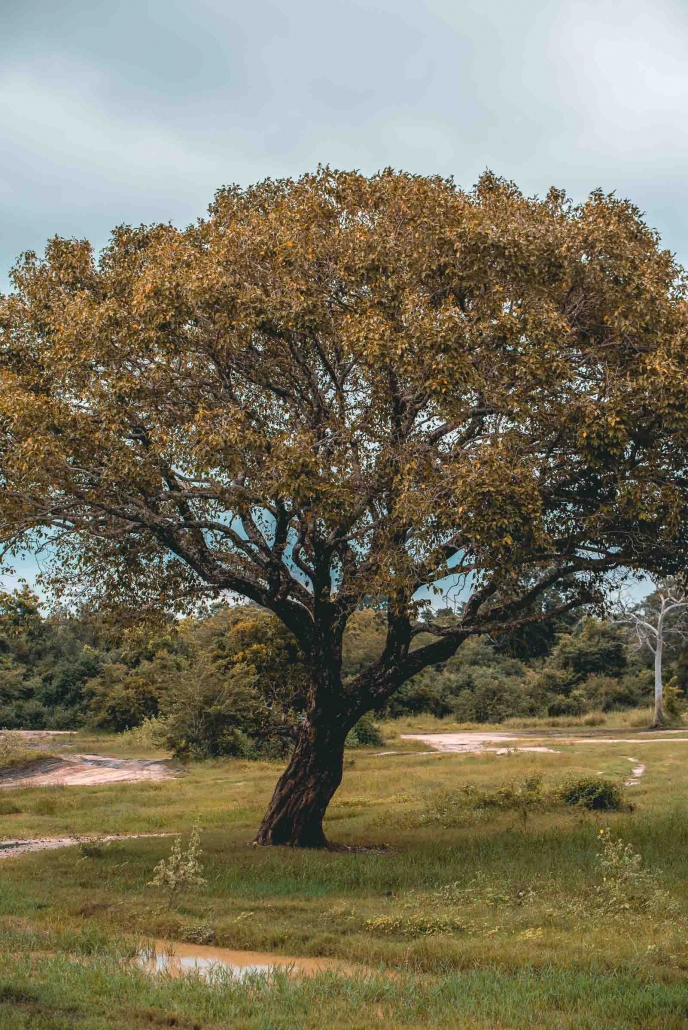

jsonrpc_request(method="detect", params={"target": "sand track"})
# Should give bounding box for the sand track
[0,833,172,860]
[0,753,174,789]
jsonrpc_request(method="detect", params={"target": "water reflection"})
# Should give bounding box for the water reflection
[138,940,362,980]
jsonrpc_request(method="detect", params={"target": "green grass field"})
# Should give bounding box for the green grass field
[3,716,688,1027]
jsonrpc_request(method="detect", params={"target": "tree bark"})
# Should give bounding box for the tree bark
[253,711,350,848]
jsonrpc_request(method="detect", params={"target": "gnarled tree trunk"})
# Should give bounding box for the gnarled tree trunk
[253,709,351,848]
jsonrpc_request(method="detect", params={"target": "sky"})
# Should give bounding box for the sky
[1,0,683,596]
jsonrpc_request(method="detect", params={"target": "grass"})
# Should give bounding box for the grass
[0,730,56,773]
[382,706,673,740]
[2,712,688,1026]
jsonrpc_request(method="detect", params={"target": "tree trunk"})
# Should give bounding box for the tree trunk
[652,637,664,728]
[253,712,350,848]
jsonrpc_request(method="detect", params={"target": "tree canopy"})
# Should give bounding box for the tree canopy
[1,168,688,845]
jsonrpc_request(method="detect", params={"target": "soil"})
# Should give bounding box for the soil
[0,754,174,789]
[0,833,172,861]
[399,732,560,754]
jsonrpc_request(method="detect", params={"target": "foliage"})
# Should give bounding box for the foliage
[147,823,206,907]
[595,829,675,913]
[3,168,688,844]
[158,605,308,759]
[420,776,545,826]
[344,712,383,749]
[556,777,625,811]
[0,730,41,771]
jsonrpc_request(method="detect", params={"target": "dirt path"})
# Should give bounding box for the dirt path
[0,832,172,860]
[0,754,174,789]
[399,732,560,754]
[401,731,688,754]
[622,756,646,786]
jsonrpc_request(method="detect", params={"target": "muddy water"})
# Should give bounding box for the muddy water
[139,940,367,980]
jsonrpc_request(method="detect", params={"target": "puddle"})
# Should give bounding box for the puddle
[138,940,367,980]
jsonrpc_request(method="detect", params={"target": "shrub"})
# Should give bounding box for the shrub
[422,776,544,826]
[345,712,383,748]
[159,668,297,759]
[595,829,676,913]
[663,678,684,719]
[0,731,42,771]
[148,823,206,908]
[556,776,625,811]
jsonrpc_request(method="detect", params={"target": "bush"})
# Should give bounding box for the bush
[345,712,383,748]
[159,668,297,759]
[0,731,44,771]
[421,776,544,826]
[556,776,625,811]
[594,829,676,913]
[663,678,684,719]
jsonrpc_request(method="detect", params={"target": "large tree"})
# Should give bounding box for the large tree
[1,169,687,846]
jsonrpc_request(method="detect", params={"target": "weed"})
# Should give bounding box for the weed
[0,731,43,771]
[436,872,537,909]
[179,920,217,945]
[77,835,114,859]
[595,829,676,914]
[366,913,466,936]
[148,823,206,907]
[420,776,545,827]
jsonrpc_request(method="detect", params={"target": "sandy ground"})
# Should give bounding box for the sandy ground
[0,833,172,861]
[0,754,174,789]
[398,731,655,784]
[399,732,561,754]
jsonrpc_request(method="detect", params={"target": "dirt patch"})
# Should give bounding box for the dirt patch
[401,731,688,755]
[621,756,646,786]
[0,833,172,860]
[0,754,174,789]
[400,732,518,753]
[399,733,560,755]
[8,731,76,741]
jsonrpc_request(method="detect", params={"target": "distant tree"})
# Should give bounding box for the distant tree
[2,169,688,846]
[615,582,688,726]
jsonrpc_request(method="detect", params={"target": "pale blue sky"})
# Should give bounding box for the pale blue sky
[1,0,680,600]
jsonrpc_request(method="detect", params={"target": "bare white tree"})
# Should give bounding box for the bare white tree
[614,581,688,727]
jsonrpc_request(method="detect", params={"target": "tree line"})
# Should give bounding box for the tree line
[2,586,685,751]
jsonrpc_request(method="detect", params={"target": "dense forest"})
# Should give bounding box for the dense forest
[1,585,685,756]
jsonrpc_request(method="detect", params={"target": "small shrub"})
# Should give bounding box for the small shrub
[148,823,206,908]
[345,713,384,748]
[556,776,625,811]
[77,835,113,859]
[179,920,217,945]
[366,913,466,937]
[663,679,684,720]
[595,829,676,913]
[0,732,41,771]
[119,716,168,750]
[422,776,544,826]
[436,872,538,909]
